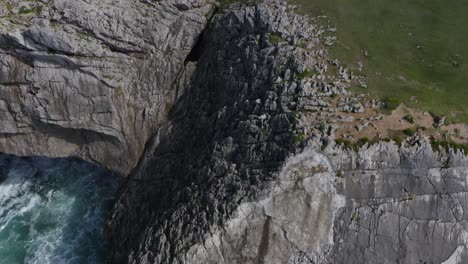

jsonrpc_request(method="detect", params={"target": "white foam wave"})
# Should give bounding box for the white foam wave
[0,155,118,264]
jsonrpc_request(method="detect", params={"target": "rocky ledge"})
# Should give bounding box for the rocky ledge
[1,0,467,264]
[178,138,468,264]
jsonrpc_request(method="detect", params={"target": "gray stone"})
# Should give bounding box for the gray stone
[0,0,215,175]
[1,1,467,264]
[105,1,345,263]
[434,115,447,128]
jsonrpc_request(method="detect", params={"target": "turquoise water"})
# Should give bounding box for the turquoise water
[0,155,119,264]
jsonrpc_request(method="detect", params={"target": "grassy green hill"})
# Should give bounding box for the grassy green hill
[293,0,468,123]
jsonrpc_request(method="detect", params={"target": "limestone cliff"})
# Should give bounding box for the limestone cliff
[105,2,468,263]
[106,1,350,262]
[0,0,214,174]
[176,138,468,264]
[1,1,467,264]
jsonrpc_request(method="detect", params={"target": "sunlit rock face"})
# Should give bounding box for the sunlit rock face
[183,147,346,264]
[175,140,468,264]
[327,141,468,264]
[0,154,119,264]
[0,0,214,175]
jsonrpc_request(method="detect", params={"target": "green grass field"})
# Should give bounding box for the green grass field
[293,0,468,123]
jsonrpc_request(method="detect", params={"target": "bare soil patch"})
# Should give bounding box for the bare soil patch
[333,104,468,144]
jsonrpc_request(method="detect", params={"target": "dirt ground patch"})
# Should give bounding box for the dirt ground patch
[333,104,468,144]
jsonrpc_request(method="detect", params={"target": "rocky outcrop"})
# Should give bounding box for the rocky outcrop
[1,1,467,264]
[328,140,468,264]
[0,0,214,174]
[170,138,468,264]
[105,1,350,263]
[106,2,468,263]
[182,146,346,264]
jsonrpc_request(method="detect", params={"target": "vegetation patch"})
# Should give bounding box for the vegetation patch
[268,33,286,45]
[403,114,415,124]
[291,0,468,123]
[15,4,42,15]
[289,111,300,127]
[382,136,403,146]
[381,97,400,113]
[292,133,305,143]
[6,2,13,13]
[335,138,353,149]
[318,122,326,133]
[351,211,360,222]
[335,137,376,151]
[392,136,404,146]
[297,68,312,79]
[402,128,415,136]
[430,138,468,154]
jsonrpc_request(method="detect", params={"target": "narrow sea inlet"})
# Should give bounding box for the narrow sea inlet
[0,155,119,264]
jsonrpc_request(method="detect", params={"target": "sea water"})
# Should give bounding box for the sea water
[0,154,119,264]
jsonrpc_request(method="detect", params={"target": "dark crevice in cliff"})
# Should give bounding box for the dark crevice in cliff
[257,216,271,262]
[185,6,218,64]
[185,31,205,63]
[106,4,299,261]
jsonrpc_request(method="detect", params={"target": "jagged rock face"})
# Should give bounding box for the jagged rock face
[177,140,468,264]
[1,1,467,264]
[106,2,342,263]
[183,146,346,264]
[107,2,468,264]
[328,142,468,264]
[0,0,214,174]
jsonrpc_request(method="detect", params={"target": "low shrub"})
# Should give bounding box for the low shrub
[381,97,400,112]
[403,114,415,123]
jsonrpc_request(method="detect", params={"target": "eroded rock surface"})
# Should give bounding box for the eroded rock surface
[177,139,468,264]
[106,2,345,263]
[1,1,467,264]
[106,2,468,263]
[183,146,346,264]
[328,141,468,264]
[0,0,214,174]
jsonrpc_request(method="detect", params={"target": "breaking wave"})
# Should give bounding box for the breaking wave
[0,155,119,264]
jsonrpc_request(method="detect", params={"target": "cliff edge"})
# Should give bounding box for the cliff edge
[0,0,214,174]
[1,1,467,264]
